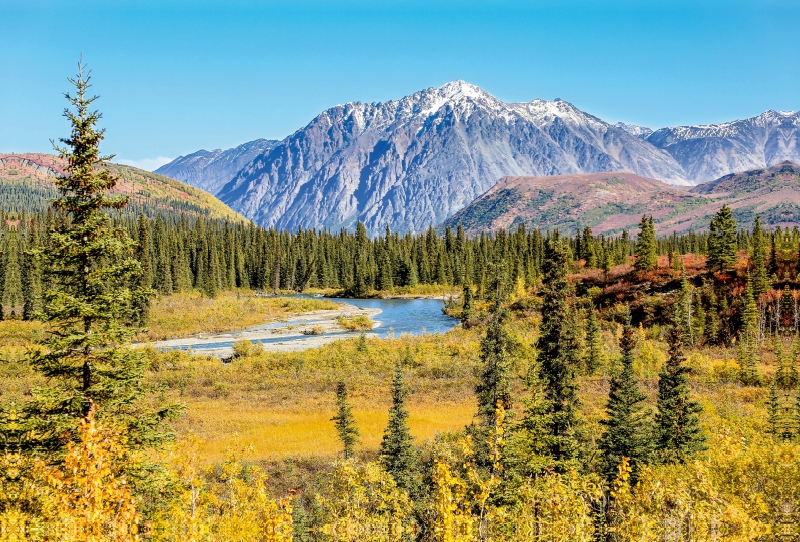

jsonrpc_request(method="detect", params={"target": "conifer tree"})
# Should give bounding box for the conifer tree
[134,213,153,324]
[2,227,23,315]
[22,224,43,320]
[750,216,769,297]
[460,279,474,326]
[584,308,603,375]
[633,215,657,272]
[598,309,652,481]
[475,302,513,431]
[379,361,417,491]
[675,273,694,347]
[25,63,178,450]
[707,204,738,273]
[331,381,359,459]
[738,279,762,386]
[655,324,706,463]
[535,239,581,465]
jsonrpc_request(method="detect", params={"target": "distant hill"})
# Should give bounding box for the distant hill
[443,162,800,236]
[155,139,279,195]
[442,172,703,237]
[0,153,245,222]
[688,161,800,229]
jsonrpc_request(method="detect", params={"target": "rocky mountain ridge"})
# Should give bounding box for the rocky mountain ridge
[155,138,279,195]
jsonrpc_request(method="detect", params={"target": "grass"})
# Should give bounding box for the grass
[178,399,475,462]
[140,290,340,341]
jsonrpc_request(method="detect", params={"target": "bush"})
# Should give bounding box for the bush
[336,315,373,331]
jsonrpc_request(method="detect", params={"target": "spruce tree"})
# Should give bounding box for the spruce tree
[475,302,514,431]
[379,361,417,491]
[535,239,581,465]
[655,324,706,463]
[584,308,603,375]
[738,279,762,386]
[331,381,359,459]
[460,279,474,326]
[750,216,769,297]
[134,213,153,324]
[633,214,657,272]
[597,309,652,481]
[2,227,23,315]
[707,204,738,273]
[22,224,43,320]
[25,63,178,450]
[674,272,695,347]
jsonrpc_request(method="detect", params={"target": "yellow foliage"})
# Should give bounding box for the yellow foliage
[34,408,139,541]
[151,437,292,542]
[317,461,414,542]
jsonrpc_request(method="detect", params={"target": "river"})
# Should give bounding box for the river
[145,295,459,357]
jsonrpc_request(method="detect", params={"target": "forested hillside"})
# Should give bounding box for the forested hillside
[0,153,245,221]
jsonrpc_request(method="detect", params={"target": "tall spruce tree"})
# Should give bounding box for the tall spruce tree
[597,309,652,481]
[655,324,706,463]
[379,361,417,492]
[461,279,474,325]
[22,224,43,320]
[738,278,762,386]
[535,239,581,465]
[134,213,153,324]
[750,216,769,297]
[331,381,359,459]
[633,214,657,272]
[25,63,179,450]
[584,308,603,375]
[475,302,514,431]
[707,204,738,273]
[2,227,23,315]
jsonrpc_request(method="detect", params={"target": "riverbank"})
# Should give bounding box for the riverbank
[140,291,340,341]
[138,303,382,357]
[300,284,460,300]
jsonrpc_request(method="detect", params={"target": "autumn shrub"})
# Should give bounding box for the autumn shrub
[336,315,374,332]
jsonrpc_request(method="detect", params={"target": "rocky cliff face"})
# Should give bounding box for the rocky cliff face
[155,138,279,195]
[217,81,689,233]
[647,110,800,183]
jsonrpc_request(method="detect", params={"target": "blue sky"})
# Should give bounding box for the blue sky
[2,0,798,169]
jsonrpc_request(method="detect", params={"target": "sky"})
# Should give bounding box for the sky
[2,0,798,170]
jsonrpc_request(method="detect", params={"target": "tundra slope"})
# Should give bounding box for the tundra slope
[444,161,800,236]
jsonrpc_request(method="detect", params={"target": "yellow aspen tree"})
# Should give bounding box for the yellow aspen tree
[37,408,139,541]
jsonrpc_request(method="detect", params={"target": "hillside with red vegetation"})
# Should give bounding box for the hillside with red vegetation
[444,163,800,236]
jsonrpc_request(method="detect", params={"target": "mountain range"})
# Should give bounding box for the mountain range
[156,81,800,234]
[444,161,800,237]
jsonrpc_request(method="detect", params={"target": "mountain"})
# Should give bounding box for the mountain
[443,162,800,236]
[647,110,800,184]
[0,153,246,222]
[216,81,690,234]
[155,139,279,195]
[615,122,654,139]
